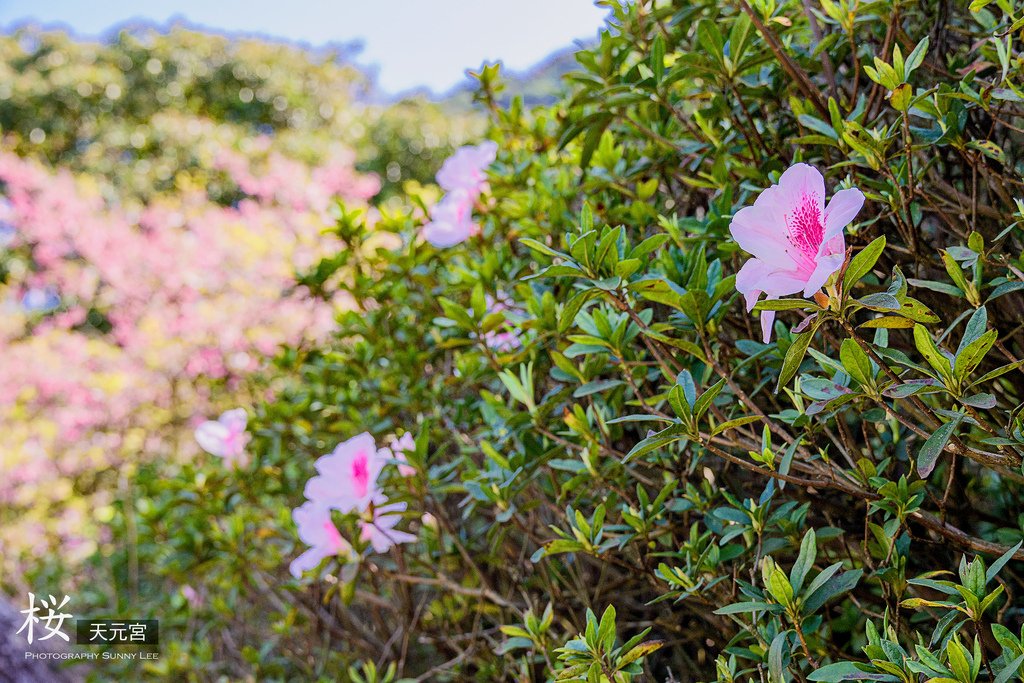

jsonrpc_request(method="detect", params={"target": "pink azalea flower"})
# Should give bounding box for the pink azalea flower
[729,163,864,342]
[359,497,417,553]
[436,141,498,197]
[385,432,416,477]
[421,189,479,248]
[289,501,353,578]
[304,432,384,512]
[195,408,250,467]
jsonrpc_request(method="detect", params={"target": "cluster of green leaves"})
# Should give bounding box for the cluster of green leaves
[27,0,1024,680]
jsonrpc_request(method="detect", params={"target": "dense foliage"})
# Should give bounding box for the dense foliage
[7,0,1024,681]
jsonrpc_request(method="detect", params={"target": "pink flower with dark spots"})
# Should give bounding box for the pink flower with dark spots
[289,501,353,578]
[729,163,864,342]
[436,141,498,197]
[359,497,417,553]
[304,432,384,512]
[195,408,250,467]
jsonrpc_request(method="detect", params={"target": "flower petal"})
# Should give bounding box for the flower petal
[820,187,864,246]
[802,253,845,297]
[303,475,345,509]
[777,163,826,215]
[729,192,796,269]
[760,307,777,344]
[219,408,247,435]
[422,190,477,247]
[289,546,331,579]
[736,258,812,310]
[735,258,771,310]
[195,421,229,457]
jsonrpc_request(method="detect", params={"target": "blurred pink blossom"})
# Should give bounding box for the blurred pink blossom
[0,142,378,563]
[729,163,864,342]
[421,189,478,248]
[304,432,385,512]
[436,141,498,197]
[195,409,250,468]
[421,141,497,248]
[384,432,417,477]
[289,501,353,578]
[359,498,417,553]
[482,294,523,351]
[0,147,375,463]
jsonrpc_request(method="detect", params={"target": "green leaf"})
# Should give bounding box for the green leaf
[668,384,692,421]
[618,639,664,667]
[969,358,1024,388]
[988,281,1024,301]
[954,329,996,383]
[956,307,988,357]
[942,251,972,294]
[650,34,665,83]
[840,339,873,386]
[677,370,697,408]
[606,414,673,425]
[693,379,726,420]
[769,631,789,683]
[960,393,995,409]
[798,114,840,140]
[904,36,930,75]
[754,298,817,311]
[947,639,971,683]
[803,568,862,612]
[597,605,616,652]
[526,264,588,280]
[710,415,762,437]
[917,414,964,477]
[778,331,814,390]
[791,529,817,595]
[908,278,964,297]
[763,557,795,607]
[844,236,886,290]
[858,292,901,310]
[913,324,952,383]
[520,237,569,260]
[808,662,897,681]
[573,379,625,398]
[713,600,777,615]
[860,316,915,329]
[629,233,669,260]
[623,424,689,462]
[580,202,593,232]
[986,540,1022,583]
[897,298,941,323]
[994,653,1024,683]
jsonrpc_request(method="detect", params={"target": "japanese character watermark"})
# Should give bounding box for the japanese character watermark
[16,593,73,644]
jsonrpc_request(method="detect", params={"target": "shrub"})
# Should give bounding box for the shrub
[16,0,1024,680]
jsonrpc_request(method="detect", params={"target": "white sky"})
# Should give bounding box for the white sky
[0,0,609,94]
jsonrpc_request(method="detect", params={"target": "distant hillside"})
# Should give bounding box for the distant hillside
[439,42,586,108]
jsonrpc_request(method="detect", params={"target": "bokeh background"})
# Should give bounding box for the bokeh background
[0,2,604,678]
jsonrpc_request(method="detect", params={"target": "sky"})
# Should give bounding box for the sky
[0,0,609,94]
